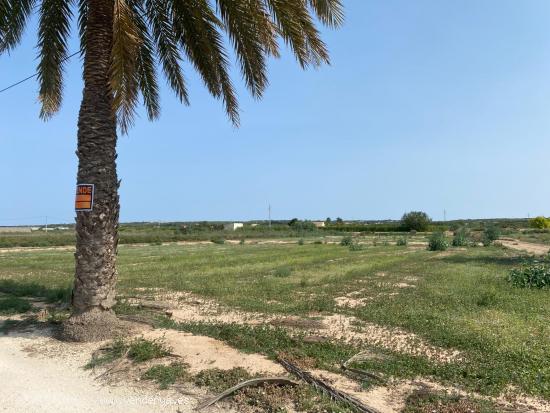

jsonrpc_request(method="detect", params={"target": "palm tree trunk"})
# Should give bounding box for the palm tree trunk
[63,0,121,341]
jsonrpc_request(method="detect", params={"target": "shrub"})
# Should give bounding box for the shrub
[210,238,225,245]
[483,225,500,246]
[428,232,448,251]
[274,266,292,277]
[401,211,432,232]
[297,238,305,245]
[340,236,353,246]
[396,237,408,246]
[509,263,550,289]
[239,238,245,245]
[313,240,323,245]
[0,296,33,315]
[452,227,470,247]
[128,338,171,362]
[349,242,363,251]
[530,216,550,230]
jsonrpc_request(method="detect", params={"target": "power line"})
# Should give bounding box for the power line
[0,51,80,94]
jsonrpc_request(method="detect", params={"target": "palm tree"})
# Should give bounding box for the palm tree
[1,0,343,340]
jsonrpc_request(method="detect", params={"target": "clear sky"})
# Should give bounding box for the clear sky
[2,0,550,225]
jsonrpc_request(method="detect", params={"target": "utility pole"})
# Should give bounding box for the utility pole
[268,204,272,229]
[443,209,446,222]
[45,215,48,232]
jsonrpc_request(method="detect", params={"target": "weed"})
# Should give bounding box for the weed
[349,243,363,251]
[509,263,550,289]
[396,237,408,246]
[128,337,171,362]
[274,265,293,278]
[194,367,252,392]
[298,238,305,245]
[0,296,33,314]
[340,236,353,246]
[211,238,225,245]
[142,362,190,389]
[452,227,470,247]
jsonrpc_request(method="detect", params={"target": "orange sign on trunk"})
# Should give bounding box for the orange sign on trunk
[75,184,94,211]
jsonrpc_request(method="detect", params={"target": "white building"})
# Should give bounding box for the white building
[224,222,244,231]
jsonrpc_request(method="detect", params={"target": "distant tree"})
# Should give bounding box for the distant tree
[530,216,550,229]
[483,224,500,246]
[401,211,432,232]
[325,217,332,225]
[288,218,299,227]
[336,217,344,224]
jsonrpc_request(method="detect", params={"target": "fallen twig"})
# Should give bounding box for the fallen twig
[94,349,130,380]
[194,376,299,411]
[277,357,381,413]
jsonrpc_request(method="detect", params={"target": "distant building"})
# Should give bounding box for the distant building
[312,221,326,228]
[224,222,244,231]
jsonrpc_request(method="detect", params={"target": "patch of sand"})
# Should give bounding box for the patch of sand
[0,329,219,413]
[144,329,285,375]
[498,239,550,256]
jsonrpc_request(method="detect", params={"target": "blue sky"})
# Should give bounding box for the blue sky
[2,0,550,225]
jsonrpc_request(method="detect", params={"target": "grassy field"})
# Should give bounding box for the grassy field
[0,240,548,408]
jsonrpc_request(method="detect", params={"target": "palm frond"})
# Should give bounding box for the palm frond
[170,0,239,125]
[111,0,142,133]
[131,1,160,121]
[145,0,189,105]
[77,0,87,55]
[37,0,73,119]
[308,0,344,28]
[0,0,36,54]
[217,0,273,98]
[266,0,329,67]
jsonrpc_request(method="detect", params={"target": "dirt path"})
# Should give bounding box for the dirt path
[498,238,549,255]
[0,329,227,413]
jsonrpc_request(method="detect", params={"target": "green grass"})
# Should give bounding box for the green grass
[142,363,190,389]
[1,242,549,400]
[0,296,33,314]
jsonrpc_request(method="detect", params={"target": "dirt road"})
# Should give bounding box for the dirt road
[498,238,549,255]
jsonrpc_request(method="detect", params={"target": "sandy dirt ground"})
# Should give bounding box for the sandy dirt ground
[498,238,550,255]
[0,327,232,413]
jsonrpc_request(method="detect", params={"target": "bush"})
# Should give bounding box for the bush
[428,232,448,251]
[297,238,305,245]
[128,338,171,362]
[530,216,550,229]
[274,266,292,277]
[210,238,225,245]
[452,227,470,247]
[143,363,189,389]
[401,211,432,232]
[509,263,550,289]
[483,225,500,246]
[349,243,363,251]
[396,237,408,246]
[340,236,353,246]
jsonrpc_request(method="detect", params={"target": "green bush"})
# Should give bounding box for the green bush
[210,238,225,245]
[297,238,305,245]
[128,338,171,362]
[396,237,408,246]
[428,232,448,251]
[349,242,363,251]
[0,296,33,315]
[143,363,189,389]
[452,227,470,247]
[530,216,550,229]
[483,225,500,246]
[340,236,353,246]
[274,266,292,277]
[509,263,550,289]
[401,211,432,232]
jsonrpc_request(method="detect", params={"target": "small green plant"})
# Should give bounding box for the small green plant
[509,263,550,289]
[85,338,128,369]
[128,337,171,362]
[274,265,293,277]
[452,227,470,247]
[194,367,252,392]
[142,362,190,389]
[210,237,225,245]
[239,238,245,245]
[298,238,305,245]
[313,240,323,245]
[349,242,363,251]
[396,237,408,246]
[340,236,353,246]
[427,232,448,251]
